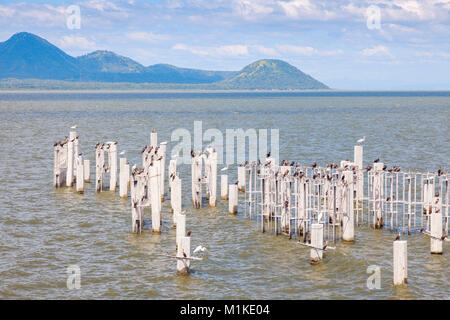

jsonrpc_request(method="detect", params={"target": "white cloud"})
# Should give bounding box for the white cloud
[251,45,279,56]
[126,32,169,42]
[361,45,393,57]
[57,35,97,51]
[172,43,249,57]
[233,0,274,20]
[277,45,343,56]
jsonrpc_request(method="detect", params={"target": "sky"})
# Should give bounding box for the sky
[0,0,449,90]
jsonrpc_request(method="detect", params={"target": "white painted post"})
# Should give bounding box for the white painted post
[109,142,118,192]
[310,223,324,264]
[393,240,407,285]
[83,159,90,183]
[238,166,246,192]
[209,151,217,207]
[171,176,182,225]
[168,159,177,190]
[343,171,355,242]
[150,131,158,148]
[177,236,190,275]
[373,162,384,229]
[160,142,167,201]
[76,155,84,193]
[221,174,228,200]
[430,200,443,254]
[150,162,161,233]
[66,131,76,187]
[176,213,186,250]
[354,145,363,200]
[119,157,126,197]
[229,184,238,214]
[191,154,202,208]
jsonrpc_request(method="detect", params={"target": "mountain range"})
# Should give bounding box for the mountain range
[0,32,329,90]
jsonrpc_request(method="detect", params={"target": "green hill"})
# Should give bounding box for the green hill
[220,59,329,90]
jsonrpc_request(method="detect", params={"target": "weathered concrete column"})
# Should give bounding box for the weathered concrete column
[393,240,407,285]
[229,184,238,214]
[310,223,324,264]
[221,174,228,200]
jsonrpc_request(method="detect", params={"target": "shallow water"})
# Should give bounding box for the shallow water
[0,92,448,299]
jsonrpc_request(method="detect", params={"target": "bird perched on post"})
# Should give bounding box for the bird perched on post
[323,241,328,251]
[266,151,271,158]
[187,229,192,237]
[191,149,195,158]
[394,233,401,241]
[374,158,380,163]
[312,162,317,168]
[357,136,365,144]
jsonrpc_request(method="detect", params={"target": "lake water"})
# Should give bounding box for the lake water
[0,91,448,299]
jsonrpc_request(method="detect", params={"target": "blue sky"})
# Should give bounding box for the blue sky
[0,0,449,89]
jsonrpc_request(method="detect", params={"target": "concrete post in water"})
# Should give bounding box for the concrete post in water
[229,184,238,214]
[168,159,177,191]
[191,153,202,208]
[120,158,129,198]
[221,174,228,200]
[159,142,167,201]
[177,235,191,275]
[150,162,161,233]
[109,142,118,192]
[342,171,355,242]
[150,130,158,148]
[310,223,324,264]
[83,159,90,183]
[238,166,246,192]
[176,213,186,250]
[66,131,76,187]
[354,145,364,200]
[209,150,217,207]
[76,155,84,193]
[373,162,384,229]
[393,240,407,285]
[430,198,443,254]
[171,176,182,222]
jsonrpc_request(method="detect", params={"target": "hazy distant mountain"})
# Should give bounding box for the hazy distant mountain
[220,59,329,90]
[0,32,329,89]
[0,32,79,80]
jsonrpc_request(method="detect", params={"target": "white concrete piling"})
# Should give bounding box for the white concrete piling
[221,174,228,200]
[342,171,355,242]
[229,184,238,214]
[159,142,167,201]
[168,159,177,190]
[176,213,186,250]
[209,151,217,207]
[393,240,407,285]
[373,162,384,229]
[119,158,129,198]
[76,155,84,193]
[150,130,158,148]
[238,166,246,192]
[354,145,364,200]
[191,153,202,208]
[66,131,76,187]
[430,201,443,254]
[171,176,182,219]
[310,223,324,264]
[177,235,191,275]
[109,142,118,192]
[83,159,90,183]
[150,162,161,234]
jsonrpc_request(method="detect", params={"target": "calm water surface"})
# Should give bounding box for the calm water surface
[0,92,448,299]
